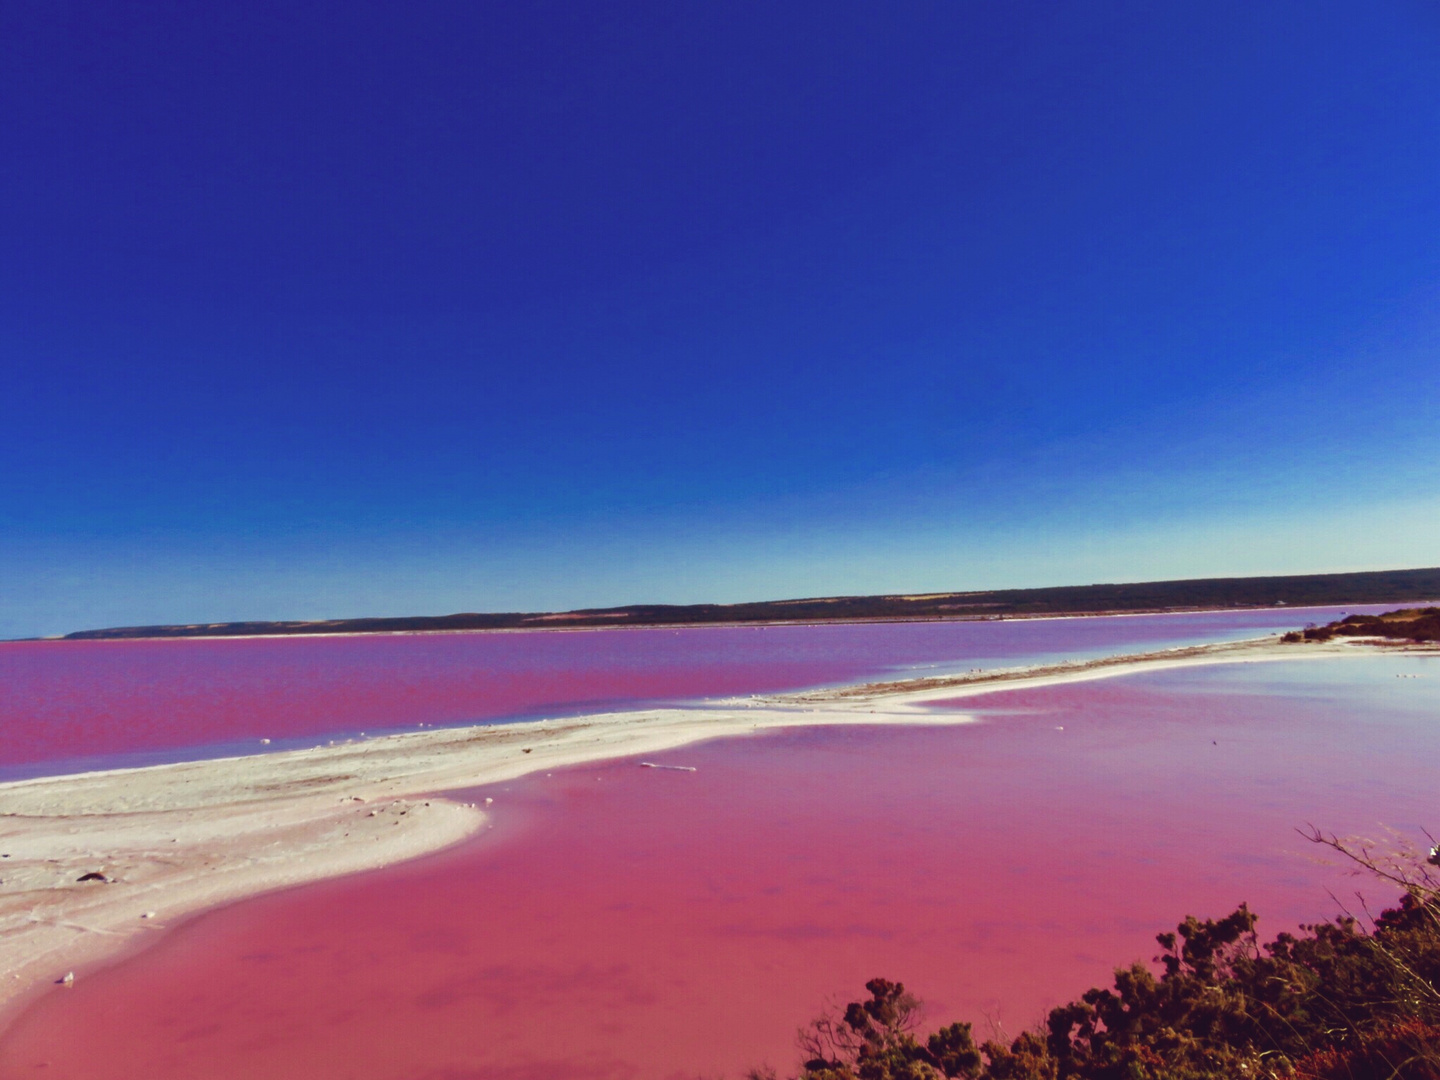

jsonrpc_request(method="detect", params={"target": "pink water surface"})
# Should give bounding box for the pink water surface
[3,654,1434,1079]
[0,607,1383,777]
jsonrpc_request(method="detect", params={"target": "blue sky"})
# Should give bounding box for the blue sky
[2,1,1438,637]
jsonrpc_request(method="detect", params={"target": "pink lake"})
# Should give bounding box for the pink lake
[2,652,1434,1079]
[0,606,1389,777]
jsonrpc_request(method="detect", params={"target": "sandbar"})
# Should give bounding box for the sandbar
[0,635,1419,1023]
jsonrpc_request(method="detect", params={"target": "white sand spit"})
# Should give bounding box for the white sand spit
[0,636,1407,1022]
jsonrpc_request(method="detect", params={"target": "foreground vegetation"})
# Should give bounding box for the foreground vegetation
[754,833,1440,1080]
[1285,608,1440,645]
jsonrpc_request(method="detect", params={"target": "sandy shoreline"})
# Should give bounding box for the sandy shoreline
[0,635,1417,1024]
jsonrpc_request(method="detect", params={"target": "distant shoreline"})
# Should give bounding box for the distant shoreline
[24,602,1409,645]
[2,633,1431,1030]
[45,565,1440,641]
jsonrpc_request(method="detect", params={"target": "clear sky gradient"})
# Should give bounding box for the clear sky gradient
[3,2,1438,637]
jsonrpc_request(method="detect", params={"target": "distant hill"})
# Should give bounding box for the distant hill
[59,566,1440,640]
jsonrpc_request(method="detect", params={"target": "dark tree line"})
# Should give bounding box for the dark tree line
[1285,608,1440,644]
[62,570,1440,639]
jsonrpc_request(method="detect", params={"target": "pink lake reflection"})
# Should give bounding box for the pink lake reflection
[1,654,1434,1079]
